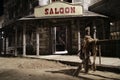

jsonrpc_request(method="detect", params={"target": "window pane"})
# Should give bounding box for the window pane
[52,0,62,2]
[64,0,72,3]
[39,0,50,6]
[73,0,82,3]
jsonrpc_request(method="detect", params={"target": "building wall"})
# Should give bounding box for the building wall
[0,16,4,29]
[3,0,39,26]
[39,27,51,54]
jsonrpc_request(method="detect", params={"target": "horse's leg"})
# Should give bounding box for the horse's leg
[84,50,90,73]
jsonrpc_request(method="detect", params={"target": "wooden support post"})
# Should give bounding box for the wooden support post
[36,28,39,56]
[49,0,52,3]
[2,36,4,54]
[99,45,101,65]
[15,27,17,56]
[6,38,8,54]
[93,20,97,39]
[77,20,81,51]
[93,26,97,39]
[93,21,97,71]
[78,30,81,51]
[23,24,26,56]
[4,37,6,54]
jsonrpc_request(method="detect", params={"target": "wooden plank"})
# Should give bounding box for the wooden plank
[96,39,120,45]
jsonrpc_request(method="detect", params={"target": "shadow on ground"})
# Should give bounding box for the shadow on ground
[46,68,120,80]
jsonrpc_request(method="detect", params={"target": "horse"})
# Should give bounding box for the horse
[73,35,98,76]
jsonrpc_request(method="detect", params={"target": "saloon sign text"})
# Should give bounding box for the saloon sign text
[35,2,83,17]
[45,7,75,15]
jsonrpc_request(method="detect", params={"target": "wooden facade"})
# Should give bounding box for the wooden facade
[2,0,109,56]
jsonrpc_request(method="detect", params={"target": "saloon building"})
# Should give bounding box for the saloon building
[1,0,109,56]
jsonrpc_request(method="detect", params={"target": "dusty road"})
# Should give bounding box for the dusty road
[0,57,119,80]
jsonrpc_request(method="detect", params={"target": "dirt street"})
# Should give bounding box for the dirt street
[0,57,119,80]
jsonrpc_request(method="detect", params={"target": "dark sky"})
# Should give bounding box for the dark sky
[0,0,3,16]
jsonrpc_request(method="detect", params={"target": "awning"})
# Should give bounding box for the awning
[19,10,107,21]
[19,1,107,21]
[89,0,120,19]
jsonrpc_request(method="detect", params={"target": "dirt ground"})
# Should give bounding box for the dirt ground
[0,57,119,80]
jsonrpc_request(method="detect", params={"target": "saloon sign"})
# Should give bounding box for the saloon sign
[34,2,83,17]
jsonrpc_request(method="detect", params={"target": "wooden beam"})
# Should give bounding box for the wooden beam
[96,39,120,45]
[23,24,26,56]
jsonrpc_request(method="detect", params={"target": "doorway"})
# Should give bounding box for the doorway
[54,26,68,54]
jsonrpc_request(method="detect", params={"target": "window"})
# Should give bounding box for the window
[39,0,50,6]
[64,0,72,3]
[72,0,82,3]
[52,0,62,2]
[51,0,72,3]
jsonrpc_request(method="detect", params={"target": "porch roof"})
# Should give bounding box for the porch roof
[89,0,120,20]
[19,10,107,21]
